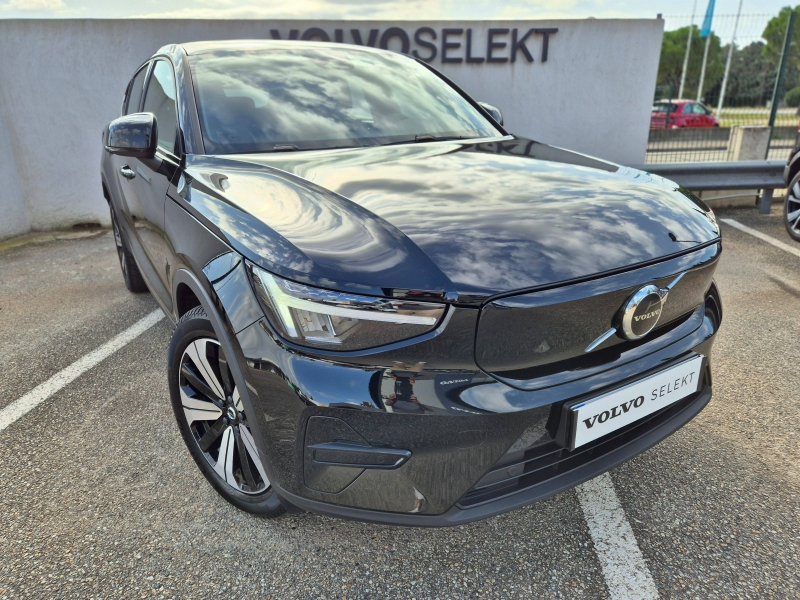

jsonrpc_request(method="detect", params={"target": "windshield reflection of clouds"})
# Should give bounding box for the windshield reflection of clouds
[191,47,498,153]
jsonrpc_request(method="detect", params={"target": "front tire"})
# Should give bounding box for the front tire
[784,171,800,242]
[167,307,285,517]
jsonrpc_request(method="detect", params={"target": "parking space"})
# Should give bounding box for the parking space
[1,207,799,599]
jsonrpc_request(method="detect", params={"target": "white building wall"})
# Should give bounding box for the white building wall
[0,110,29,239]
[0,19,663,239]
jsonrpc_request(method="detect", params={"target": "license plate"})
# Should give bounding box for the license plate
[570,356,704,449]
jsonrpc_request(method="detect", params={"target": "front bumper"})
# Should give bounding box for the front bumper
[205,247,721,526]
[275,383,712,527]
[233,308,717,526]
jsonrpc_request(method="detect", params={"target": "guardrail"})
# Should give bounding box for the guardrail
[630,160,785,214]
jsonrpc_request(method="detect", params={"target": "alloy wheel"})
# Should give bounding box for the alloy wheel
[786,180,800,238]
[179,338,269,495]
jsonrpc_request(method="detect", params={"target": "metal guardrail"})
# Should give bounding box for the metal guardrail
[629,160,785,214]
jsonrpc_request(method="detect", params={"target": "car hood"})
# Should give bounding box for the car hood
[181,137,719,302]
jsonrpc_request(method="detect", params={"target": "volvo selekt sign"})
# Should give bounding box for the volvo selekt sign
[266,26,558,64]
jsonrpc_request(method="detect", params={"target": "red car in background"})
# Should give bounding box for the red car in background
[650,100,720,129]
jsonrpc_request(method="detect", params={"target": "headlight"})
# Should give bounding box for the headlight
[248,263,446,351]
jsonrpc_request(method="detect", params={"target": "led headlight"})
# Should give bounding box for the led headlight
[248,264,446,351]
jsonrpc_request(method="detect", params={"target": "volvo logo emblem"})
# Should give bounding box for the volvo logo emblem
[619,272,686,341]
[620,285,665,340]
[583,273,686,353]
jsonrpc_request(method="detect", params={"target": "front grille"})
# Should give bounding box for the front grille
[457,378,708,508]
[473,244,720,390]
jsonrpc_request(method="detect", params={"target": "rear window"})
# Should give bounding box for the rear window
[652,102,677,113]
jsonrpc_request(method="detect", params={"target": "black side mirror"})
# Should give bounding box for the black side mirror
[105,113,157,158]
[478,102,503,127]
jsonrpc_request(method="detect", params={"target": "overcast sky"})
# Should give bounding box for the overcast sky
[0,0,788,39]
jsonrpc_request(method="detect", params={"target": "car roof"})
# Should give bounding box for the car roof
[176,39,391,56]
[654,99,699,105]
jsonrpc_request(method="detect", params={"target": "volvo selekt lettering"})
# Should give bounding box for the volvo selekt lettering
[583,395,645,429]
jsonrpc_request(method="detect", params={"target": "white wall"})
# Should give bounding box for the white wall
[0,111,29,239]
[0,19,663,239]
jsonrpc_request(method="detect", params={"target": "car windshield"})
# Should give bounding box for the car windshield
[189,46,502,154]
[652,102,678,113]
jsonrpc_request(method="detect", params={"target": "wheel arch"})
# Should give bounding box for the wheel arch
[785,150,800,187]
[175,282,202,318]
[169,267,278,488]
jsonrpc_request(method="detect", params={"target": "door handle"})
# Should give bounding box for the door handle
[120,165,136,180]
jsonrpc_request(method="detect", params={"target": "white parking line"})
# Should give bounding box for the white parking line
[577,473,659,600]
[720,218,800,259]
[0,310,165,433]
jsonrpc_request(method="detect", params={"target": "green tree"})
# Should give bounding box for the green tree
[705,41,797,107]
[761,6,800,108]
[762,6,800,66]
[656,26,724,101]
[785,85,800,106]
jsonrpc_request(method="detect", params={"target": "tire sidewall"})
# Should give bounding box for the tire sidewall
[168,308,284,516]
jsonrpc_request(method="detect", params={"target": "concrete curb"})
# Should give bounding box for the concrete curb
[0,229,108,254]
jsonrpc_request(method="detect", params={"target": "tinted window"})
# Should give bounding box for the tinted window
[143,60,178,155]
[190,47,501,154]
[652,102,677,113]
[695,103,710,115]
[125,66,149,115]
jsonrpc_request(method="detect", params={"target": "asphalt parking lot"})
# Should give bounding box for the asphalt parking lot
[1,205,799,599]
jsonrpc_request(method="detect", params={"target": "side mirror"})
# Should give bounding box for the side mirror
[478,102,503,127]
[105,113,157,158]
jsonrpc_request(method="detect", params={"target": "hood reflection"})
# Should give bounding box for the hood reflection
[189,137,719,301]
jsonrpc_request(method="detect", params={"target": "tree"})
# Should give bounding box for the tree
[705,41,797,107]
[762,6,800,66]
[761,6,800,107]
[656,26,724,100]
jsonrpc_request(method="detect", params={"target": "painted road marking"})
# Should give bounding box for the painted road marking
[720,218,800,259]
[0,304,659,600]
[0,310,165,432]
[577,473,659,600]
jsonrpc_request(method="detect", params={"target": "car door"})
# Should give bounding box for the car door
[112,63,150,239]
[688,102,705,127]
[129,59,181,309]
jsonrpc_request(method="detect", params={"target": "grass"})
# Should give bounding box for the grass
[717,107,797,128]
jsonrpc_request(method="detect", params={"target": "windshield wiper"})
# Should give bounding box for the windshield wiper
[379,135,472,147]
[267,144,364,153]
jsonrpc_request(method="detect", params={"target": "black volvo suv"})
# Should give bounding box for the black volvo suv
[101,40,722,526]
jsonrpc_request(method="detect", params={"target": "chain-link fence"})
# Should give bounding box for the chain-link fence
[646,13,796,164]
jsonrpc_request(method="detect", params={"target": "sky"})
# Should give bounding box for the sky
[0,0,789,40]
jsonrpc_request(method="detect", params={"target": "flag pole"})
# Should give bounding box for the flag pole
[696,0,715,101]
[716,0,744,116]
[697,36,711,101]
[679,0,698,99]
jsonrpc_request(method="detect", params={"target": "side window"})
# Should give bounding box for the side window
[125,65,149,115]
[142,60,178,155]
